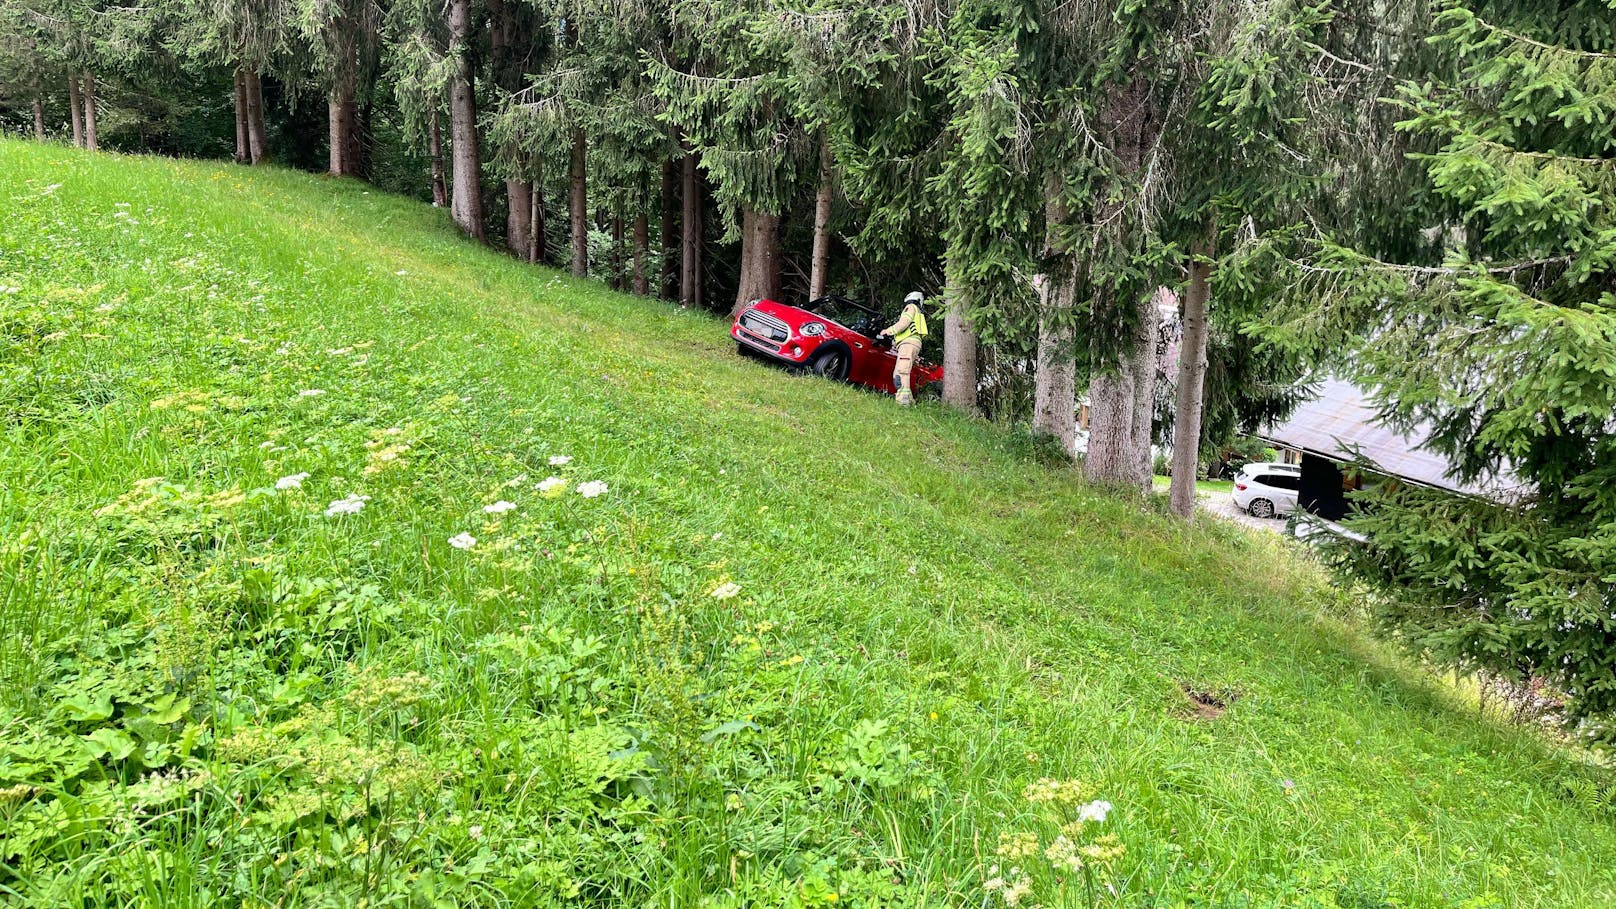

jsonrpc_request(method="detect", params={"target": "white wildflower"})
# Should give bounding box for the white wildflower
[536,476,567,497]
[275,472,310,490]
[395,269,407,276]
[577,480,608,498]
[468,824,483,840]
[448,532,477,550]
[324,493,370,516]
[297,389,325,398]
[548,455,572,467]
[1076,800,1113,824]
[710,582,741,600]
[504,473,528,488]
[483,500,517,514]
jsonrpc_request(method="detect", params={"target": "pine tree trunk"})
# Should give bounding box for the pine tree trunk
[530,174,545,263]
[1032,299,1077,453]
[33,97,46,141]
[507,179,533,259]
[1169,242,1214,519]
[1083,74,1161,489]
[1126,296,1160,491]
[67,75,83,148]
[660,157,679,299]
[733,207,781,316]
[1084,367,1136,485]
[632,207,649,295]
[244,70,269,164]
[1032,184,1076,453]
[447,0,483,239]
[327,38,359,177]
[428,109,447,207]
[809,135,834,300]
[610,213,624,290]
[81,71,98,151]
[942,286,979,413]
[232,69,249,163]
[569,128,588,277]
[680,150,703,307]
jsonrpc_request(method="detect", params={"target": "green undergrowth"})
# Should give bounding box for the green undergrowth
[2,141,1614,907]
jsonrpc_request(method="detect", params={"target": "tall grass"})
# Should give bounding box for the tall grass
[1,140,1613,907]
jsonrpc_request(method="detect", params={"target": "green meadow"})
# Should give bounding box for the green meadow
[2,141,1613,907]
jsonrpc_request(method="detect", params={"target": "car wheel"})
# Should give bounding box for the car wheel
[1247,498,1276,519]
[810,348,850,382]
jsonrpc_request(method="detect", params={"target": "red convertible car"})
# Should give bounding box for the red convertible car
[732,295,943,394]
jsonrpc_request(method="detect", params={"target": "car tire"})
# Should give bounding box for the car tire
[810,348,850,382]
[1247,498,1276,519]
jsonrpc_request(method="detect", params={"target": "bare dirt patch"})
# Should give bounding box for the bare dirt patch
[1178,683,1239,720]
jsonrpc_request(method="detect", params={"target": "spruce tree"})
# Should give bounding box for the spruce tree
[1264,0,1616,740]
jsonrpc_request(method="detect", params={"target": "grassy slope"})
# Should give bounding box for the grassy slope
[2,141,1613,907]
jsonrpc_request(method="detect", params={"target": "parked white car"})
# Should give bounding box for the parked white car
[1233,465,1301,519]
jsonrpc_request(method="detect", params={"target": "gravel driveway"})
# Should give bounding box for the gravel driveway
[1200,491,1288,534]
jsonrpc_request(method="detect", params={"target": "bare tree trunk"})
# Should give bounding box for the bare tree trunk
[569,128,588,277]
[81,71,98,151]
[428,109,447,207]
[1083,74,1161,490]
[67,75,83,148]
[632,206,649,295]
[1169,241,1214,519]
[610,212,624,290]
[327,38,359,176]
[447,0,483,239]
[808,134,834,300]
[1032,299,1077,452]
[507,179,533,258]
[244,70,269,164]
[232,69,249,163]
[1032,182,1076,453]
[1126,295,1160,490]
[1085,367,1136,484]
[660,157,679,298]
[33,97,46,141]
[733,207,781,315]
[530,173,545,263]
[942,284,979,413]
[680,149,703,307]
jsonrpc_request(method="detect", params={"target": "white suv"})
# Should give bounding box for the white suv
[1233,463,1301,519]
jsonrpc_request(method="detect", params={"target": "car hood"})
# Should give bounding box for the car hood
[748,299,860,335]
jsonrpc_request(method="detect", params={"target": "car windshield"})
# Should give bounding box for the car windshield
[805,295,879,333]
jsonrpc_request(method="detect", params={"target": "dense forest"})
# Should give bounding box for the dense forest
[3,0,1616,739]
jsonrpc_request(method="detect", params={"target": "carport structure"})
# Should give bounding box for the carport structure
[1252,378,1522,520]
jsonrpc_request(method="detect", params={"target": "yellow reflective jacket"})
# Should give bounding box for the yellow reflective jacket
[887,304,928,346]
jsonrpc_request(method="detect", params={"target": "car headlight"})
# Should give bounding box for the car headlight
[799,322,826,337]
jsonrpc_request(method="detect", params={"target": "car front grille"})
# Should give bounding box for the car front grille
[739,310,790,344]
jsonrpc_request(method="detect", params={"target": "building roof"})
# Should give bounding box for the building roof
[1254,378,1524,500]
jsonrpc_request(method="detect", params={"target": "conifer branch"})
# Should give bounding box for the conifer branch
[1468,14,1616,61]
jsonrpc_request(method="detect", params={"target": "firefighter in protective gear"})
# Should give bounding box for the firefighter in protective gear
[877,291,928,405]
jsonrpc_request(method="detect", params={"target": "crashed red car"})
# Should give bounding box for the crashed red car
[731,295,943,394]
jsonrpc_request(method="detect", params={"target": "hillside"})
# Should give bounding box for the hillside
[2,141,1613,907]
